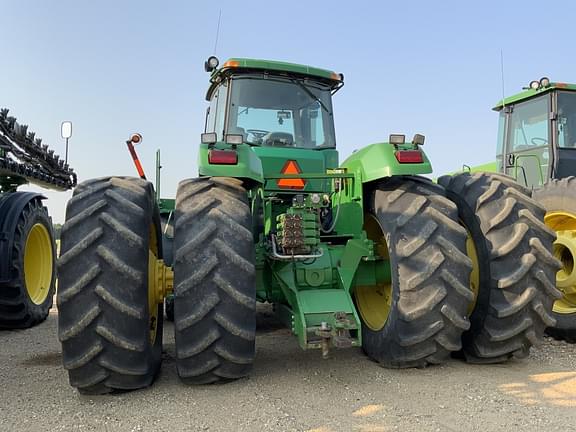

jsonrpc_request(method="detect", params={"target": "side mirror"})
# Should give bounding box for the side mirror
[61,121,72,139]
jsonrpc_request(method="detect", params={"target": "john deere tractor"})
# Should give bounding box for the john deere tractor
[458,78,576,342]
[56,58,559,394]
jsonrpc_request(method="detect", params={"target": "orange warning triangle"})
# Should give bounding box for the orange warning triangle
[277,160,306,189]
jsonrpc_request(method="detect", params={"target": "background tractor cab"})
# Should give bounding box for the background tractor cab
[494,78,576,188]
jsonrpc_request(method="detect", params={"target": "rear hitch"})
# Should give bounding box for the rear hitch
[315,312,355,359]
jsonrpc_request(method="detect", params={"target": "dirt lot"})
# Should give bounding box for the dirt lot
[1,304,576,432]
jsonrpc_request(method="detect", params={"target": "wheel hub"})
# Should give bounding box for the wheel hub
[555,230,576,291]
[464,228,481,315]
[147,226,174,343]
[24,223,53,305]
[355,214,392,331]
[545,211,576,314]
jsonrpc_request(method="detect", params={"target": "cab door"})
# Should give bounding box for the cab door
[503,95,552,188]
[554,90,576,179]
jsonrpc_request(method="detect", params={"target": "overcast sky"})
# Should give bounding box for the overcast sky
[2,0,575,222]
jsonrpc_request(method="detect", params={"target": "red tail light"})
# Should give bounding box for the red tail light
[208,149,238,165]
[395,150,424,164]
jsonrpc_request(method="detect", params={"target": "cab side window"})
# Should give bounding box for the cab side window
[205,90,218,133]
[205,81,229,140]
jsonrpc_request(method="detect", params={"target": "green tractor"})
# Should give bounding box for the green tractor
[0,110,76,329]
[465,78,576,342]
[56,58,559,394]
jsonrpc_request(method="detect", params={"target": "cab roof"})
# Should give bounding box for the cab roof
[211,57,343,87]
[493,82,576,111]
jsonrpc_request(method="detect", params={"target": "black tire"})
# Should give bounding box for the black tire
[532,176,576,342]
[0,198,56,329]
[57,177,163,394]
[174,177,256,384]
[359,177,473,368]
[439,172,561,363]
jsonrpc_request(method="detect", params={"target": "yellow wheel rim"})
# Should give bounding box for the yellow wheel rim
[355,215,392,331]
[147,225,160,343]
[24,223,53,305]
[545,211,576,314]
[465,228,481,315]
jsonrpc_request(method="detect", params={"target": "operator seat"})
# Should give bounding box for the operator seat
[263,132,294,147]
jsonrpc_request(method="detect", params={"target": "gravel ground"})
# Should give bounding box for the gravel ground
[1,304,576,432]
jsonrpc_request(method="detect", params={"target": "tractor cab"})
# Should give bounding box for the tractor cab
[201,57,343,192]
[203,57,341,148]
[494,78,576,188]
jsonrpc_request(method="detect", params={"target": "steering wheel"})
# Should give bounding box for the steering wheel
[531,137,548,146]
[247,129,269,140]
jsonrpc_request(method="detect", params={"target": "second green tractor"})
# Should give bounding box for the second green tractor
[458,78,576,343]
[56,57,560,393]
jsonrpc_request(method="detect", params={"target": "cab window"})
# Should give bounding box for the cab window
[557,91,576,148]
[507,96,549,152]
[205,81,229,140]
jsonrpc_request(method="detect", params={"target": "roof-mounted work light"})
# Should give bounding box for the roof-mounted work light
[529,80,540,90]
[539,77,550,88]
[204,56,220,72]
[389,134,405,145]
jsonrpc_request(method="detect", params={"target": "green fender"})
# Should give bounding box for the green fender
[331,142,432,237]
[340,142,432,182]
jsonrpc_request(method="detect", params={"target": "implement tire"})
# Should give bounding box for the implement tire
[57,177,163,394]
[533,176,576,343]
[174,177,256,384]
[0,198,56,329]
[439,172,561,363]
[357,177,473,368]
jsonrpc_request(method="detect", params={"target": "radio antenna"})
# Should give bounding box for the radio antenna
[213,10,222,55]
[500,49,506,108]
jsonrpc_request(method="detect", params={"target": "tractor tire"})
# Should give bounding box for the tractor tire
[532,176,576,343]
[439,172,561,363]
[357,177,473,368]
[174,177,256,384]
[57,177,163,394]
[0,198,56,329]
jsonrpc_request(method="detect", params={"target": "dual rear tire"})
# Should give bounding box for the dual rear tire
[357,173,560,367]
[357,177,473,367]
[439,172,561,362]
[173,177,256,384]
[57,176,256,393]
[58,177,163,394]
